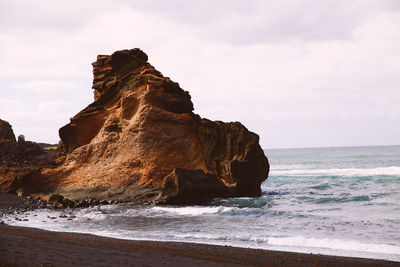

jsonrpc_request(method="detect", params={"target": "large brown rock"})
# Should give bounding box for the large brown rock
[0,119,16,142]
[17,48,269,204]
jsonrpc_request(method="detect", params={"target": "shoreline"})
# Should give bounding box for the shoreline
[1,193,399,266]
[1,224,398,267]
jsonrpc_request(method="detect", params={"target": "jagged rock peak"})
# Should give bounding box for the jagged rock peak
[58,48,194,155]
[89,48,193,114]
[92,48,150,101]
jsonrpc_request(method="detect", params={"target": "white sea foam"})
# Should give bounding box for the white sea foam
[271,166,400,177]
[152,206,233,216]
[267,236,400,255]
[272,164,309,170]
[4,209,400,261]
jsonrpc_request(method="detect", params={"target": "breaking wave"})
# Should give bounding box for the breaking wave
[152,206,233,216]
[271,166,400,177]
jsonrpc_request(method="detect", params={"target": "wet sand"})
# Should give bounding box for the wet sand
[2,225,399,266]
[1,193,399,266]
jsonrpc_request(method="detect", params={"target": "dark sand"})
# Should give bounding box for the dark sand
[1,193,399,267]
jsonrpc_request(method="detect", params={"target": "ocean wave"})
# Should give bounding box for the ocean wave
[152,206,233,216]
[310,195,370,204]
[151,205,308,218]
[270,166,400,177]
[4,209,400,261]
[211,197,273,208]
[267,236,400,255]
[151,206,282,217]
[272,164,309,170]
[130,233,400,260]
[117,230,400,258]
[310,183,332,190]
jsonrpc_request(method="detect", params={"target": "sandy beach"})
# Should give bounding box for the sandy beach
[1,191,398,267]
[0,224,399,267]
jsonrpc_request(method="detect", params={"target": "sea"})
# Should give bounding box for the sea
[3,145,400,261]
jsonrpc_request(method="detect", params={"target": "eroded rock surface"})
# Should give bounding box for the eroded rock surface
[14,48,270,204]
[0,119,16,142]
[0,131,55,193]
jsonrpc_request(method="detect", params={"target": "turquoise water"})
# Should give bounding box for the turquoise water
[4,145,400,261]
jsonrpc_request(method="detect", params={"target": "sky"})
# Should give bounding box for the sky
[0,0,399,149]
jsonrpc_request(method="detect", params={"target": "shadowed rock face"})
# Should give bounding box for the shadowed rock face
[0,119,16,142]
[17,48,269,204]
[0,123,55,193]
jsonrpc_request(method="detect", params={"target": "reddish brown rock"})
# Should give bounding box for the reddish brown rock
[0,136,55,193]
[16,48,269,204]
[0,119,16,142]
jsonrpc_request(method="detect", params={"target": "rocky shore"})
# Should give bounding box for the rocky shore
[0,192,118,215]
[0,193,46,217]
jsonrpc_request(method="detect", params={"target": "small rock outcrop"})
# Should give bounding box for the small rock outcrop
[12,48,270,204]
[0,119,16,142]
[0,125,55,193]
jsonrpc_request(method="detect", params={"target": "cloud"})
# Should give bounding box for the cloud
[12,80,84,93]
[115,0,400,44]
[0,0,114,32]
[0,0,399,148]
[0,98,85,143]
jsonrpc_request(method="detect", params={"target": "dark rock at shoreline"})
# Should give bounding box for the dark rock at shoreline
[158,168,229,204]
[3,48,269,205]
[0,192,114,211]
[46,194,102,209]
[0,193,46,217]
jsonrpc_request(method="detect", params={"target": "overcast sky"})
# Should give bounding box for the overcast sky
[1,0,399,148]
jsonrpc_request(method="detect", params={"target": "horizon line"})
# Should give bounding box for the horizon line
[264,144,400,150]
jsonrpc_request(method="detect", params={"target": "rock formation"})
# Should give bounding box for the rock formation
[0,119,16,142]
[11,48,270,204]
[0,121,55,193]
